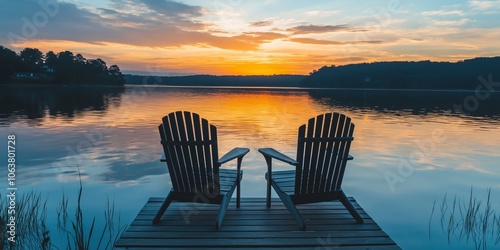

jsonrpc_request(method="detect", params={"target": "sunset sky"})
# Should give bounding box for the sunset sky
[1,0,500,75]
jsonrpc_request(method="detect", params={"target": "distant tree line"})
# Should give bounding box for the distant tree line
[0,45,124,85]
[301,57,500,90]
[124,74,305,87]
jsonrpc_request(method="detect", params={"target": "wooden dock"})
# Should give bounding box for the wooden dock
[115,197,400,249]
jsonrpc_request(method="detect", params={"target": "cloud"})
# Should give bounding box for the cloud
[105,0,206,28]
[289,38,343,45]
[305,10,339,17]
[241,32,285,40]
[96,7,121,17]
[422,10,464,16]
[288,38,384,45]
[132,0,205,17]
[434,18,471,26]
[0,0,284,51]
[1,0,112,44]
[206,32,286,50]
[250,20,274,27]
[333,56,369,63]
[469,0,500,10]
[286,24,364,34]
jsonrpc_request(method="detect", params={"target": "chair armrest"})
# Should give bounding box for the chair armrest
[259,147,298,208]
[258,148,299,166]
[217,147,250,165]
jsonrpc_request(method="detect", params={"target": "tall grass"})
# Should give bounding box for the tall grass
[1,169,127,250]
[429,187,500,250]
[0,192,50,250]
[56,169,127,250]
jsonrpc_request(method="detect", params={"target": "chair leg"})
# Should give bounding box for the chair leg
[272,182,305,230]
[216,195,231,230]
[153,192,174,224]
[339,191,363,224]
[264,157,272,208]
[281,195,305,230]
[266,174,272,208]
[236,175,241,208]
[236,158,242,209]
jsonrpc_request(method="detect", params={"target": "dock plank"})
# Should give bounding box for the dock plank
[115,197,399,249]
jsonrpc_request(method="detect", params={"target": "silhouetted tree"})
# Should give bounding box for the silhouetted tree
[108,65,125,85]
[0,46,20,81]
[19,48,43,72]
[88,58,108,74]
[75,53,86,64]
[44,51,57,68]
[54,51,76,83]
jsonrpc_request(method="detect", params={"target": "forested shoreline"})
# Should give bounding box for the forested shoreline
[0,45,124,85]
[301,57,500,90]
[124,74,305,87]
[125,57,500,90]
[2,44,498,90]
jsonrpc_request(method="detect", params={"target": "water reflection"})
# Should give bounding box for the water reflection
[309,89,500,121]
[1,86,500,183]
[0,86,499,249]
[1,86,499,179]
[0,85,124,125]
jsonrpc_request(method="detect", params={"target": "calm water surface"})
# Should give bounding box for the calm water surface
[0,85,499,249]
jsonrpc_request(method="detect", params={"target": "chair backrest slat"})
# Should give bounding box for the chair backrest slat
[334,116,354,191]
[326,114,347,192]
[313,112,332,193]
[192,113,206,193]
[317,113,337,192]
[183,112,201,193]
[159,111,220,194]
[297,117,315,194]
[307,114,323,193]
[159,122,180,191]
[175,111,195,193]
[295,125,306,194]
[295,113,354,195]
[210,123,219,194]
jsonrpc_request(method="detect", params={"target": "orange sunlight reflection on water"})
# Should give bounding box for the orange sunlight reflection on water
[33,87,499,177]
[2,86,500,249]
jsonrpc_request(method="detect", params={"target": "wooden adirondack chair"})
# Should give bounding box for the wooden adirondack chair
[259,112,363,230]
[153,111,249,229]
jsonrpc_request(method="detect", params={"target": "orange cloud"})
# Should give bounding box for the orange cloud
[286,24,366,34]
[4,1,500,75]
[288,38,385,45]
[250,21,274,27]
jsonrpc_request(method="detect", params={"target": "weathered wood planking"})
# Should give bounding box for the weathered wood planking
[115,198,400,249]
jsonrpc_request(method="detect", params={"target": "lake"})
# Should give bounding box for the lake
[1,84,500,249]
